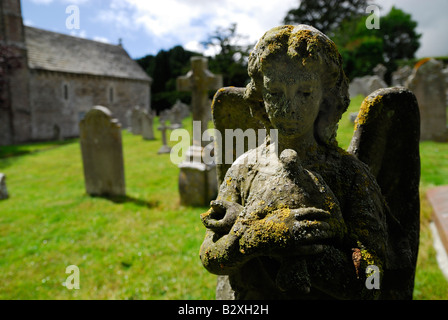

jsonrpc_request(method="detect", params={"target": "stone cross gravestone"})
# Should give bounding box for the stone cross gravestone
[176,57,223,206]
[142,110,155,140]
[177,57,223,147]
[79,106,126,197]
[0,173,9,200]
[406,58,448,141]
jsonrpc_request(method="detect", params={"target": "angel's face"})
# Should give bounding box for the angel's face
[261,60,323,138]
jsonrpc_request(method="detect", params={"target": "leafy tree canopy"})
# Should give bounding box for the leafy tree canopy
[284,0,374,35]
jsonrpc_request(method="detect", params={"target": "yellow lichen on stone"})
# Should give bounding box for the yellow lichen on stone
[355,94,384,129]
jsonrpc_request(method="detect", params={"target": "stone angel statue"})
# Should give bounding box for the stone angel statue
[199,25,420,300]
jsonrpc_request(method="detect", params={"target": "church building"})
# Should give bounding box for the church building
[0,0,152,145]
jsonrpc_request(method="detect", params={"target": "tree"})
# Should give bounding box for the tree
[331,16,384,80]
[378,6,421,63]
[284,0,375,35]
[331,6,421,82]
[202,23,252,87]
[136,46,200,113]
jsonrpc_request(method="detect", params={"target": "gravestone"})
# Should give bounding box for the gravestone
[79,106,125,197]
[200,25,420,300]
[170,99,190,129]
[0,173,9,200]
[373,63,387,81]
[141,110,155,140]
[176,57,223,206]
[125,109,132,131]
[130,106,143,135]
[391,65,412,86]
[349,75,387,98]
[157,110,172,154]
[406,58,447,141]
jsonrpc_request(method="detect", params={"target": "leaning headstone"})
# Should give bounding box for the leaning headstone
[79,106,125,197]
[0,173,9,200]
[130,106,143,135]
[176,57,223,206]
[406,58,447,141]
[141,110,155,140]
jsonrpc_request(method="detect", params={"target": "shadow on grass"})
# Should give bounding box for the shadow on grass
[93,194,160,209]
[0,138,78,169]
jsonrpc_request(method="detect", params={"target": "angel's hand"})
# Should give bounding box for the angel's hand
[200,200,243,235]
[291,207,346,244]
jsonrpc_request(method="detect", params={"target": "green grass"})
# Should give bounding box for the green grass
[0,117,215,300]
[1,100,447,300]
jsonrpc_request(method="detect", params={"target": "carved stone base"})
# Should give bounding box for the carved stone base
[178,146,217,207]
[158,145,172,154]
[178,161,217,207]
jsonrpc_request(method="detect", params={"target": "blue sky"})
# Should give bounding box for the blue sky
[21,0,448,60]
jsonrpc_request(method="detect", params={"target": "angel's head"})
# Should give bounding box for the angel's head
[245,25,350,145]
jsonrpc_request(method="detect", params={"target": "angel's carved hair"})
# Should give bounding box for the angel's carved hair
[244,25,350,145]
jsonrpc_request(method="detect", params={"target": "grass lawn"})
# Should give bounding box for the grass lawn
[1,98,447,300]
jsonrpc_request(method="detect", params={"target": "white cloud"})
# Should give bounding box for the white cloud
[92,36,111,44]
[23,19,34,26]
[69,29,87,39]
[96,0,297,54]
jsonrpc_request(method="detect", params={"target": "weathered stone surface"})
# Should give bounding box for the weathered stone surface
[79,106,125,197]
[0,173,9,200]
[200,25,420,300]
[406,58,447,141]
[178,150,217,207]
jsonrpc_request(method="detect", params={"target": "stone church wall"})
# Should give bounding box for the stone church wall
[29,70,150,141]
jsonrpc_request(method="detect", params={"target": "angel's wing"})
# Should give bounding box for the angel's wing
[348,87,421,298]
[210,86,266,300]
[211,87,265,185]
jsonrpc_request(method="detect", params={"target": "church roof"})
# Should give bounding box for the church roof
[25,26,152,82]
